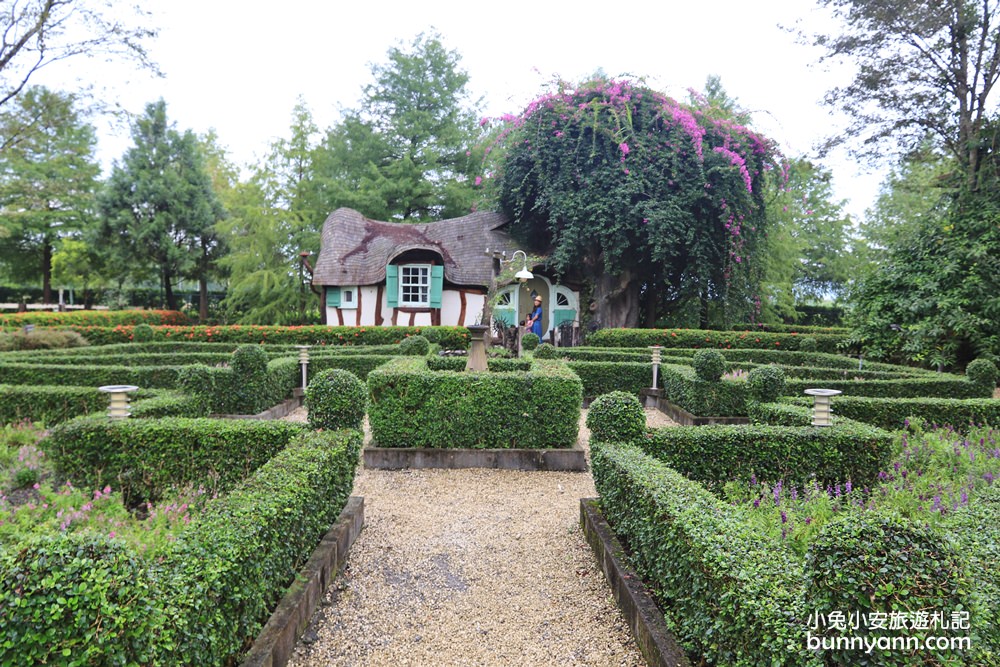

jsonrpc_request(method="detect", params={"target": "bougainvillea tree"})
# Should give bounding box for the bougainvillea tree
[484,78,782,328]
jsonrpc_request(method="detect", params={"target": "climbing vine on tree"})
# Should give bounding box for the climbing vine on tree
[485,78,781,328]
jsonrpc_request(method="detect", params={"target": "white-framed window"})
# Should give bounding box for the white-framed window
[341,286,358,309]
[399,264,431,307]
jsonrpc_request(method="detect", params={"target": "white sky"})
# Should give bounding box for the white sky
[35,0,886,219]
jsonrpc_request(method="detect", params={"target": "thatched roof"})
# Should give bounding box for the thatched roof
[312,208,517,287]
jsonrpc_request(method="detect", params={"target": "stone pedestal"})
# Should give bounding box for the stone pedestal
[465,325,489,372]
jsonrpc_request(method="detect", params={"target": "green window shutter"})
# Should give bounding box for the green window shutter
[326,287,341,308]
[386,265,398,307]
[552,308,576,328]
[429,265,444,308]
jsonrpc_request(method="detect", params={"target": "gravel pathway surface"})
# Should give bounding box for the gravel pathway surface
[283,407,676,667]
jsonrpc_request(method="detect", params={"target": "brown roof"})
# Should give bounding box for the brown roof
[312,208,518,287]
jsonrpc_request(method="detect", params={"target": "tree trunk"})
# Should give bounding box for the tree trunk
[163,268,178,311]
[42,239,52,304]
[592,270,641,329]
[199,275,209,322]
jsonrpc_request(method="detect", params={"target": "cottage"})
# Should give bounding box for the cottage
[311,208,580,338]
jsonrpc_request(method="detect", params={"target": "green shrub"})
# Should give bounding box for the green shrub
[398,334,430,356]
[586,391,646,442]
[0,534,167,666]
[43,417,308,506]
[804,512,972,667]
[590,442,816,667]
[967,357,999,390]
[306,368,367,430]
[637,421,893,488]
[533,342,557,359]
[131,323,155,343]
[784,395,1000,431]
[784,376,989,399]
[945,486,1000,660]
[587,326,845,353]
[692,349,726,381]
[0,328,88,351]
[0,309,189,327]
[521,332,540,350]
[747,365,786,403]
[662,364,747,416]
[368,357,581,449]
[566,361,654,397]
[231,344,268,377]
[797,336,818,352]
[162,429,361,664]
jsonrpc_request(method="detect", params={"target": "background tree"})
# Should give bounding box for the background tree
[0,0,157,149]
[0,86,100,301]
[490,77,780,329]
[218,100,324,324]
[313,31,483,221]
[810,0,1000,189]
[98,99,223,312]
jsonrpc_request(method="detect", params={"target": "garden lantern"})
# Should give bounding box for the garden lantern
[804,388,842,427]
[99,385,139,419]
[650,345,663,389]
[295,345,311,388]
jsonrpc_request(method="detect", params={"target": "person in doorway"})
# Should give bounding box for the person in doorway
[525,295,544,338]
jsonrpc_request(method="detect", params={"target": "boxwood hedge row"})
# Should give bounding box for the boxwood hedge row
[783,395,1000,431]
[0,428,361,666]
[586,327,845,352]
[660,363,746,416]
[784,376,988,399]
[42,417,309,506]
[0,361,187,388]
[0,385,206,426]
[368,357,581,448]
[591,441,817,667]
[632,421,893,488]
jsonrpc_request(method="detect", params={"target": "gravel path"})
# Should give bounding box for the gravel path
[284,407,676,667]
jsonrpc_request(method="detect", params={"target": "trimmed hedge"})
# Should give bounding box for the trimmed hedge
[587,327,845,353]
[178,355,298,415]
[586,391,646,442]
[945,486,1000,661]
[42,417,309,505]
[425,357,531,373]
[160,429,361,664]
[58,324,472,349]
[0,385,207,426]
[368,357,581,448]
[0,361,187,389]
[0,428,362,666]
[306,369,367,430]
[804,512,973,667]
[591,441,817,667]
[784,376,989,399]
[0,535,167,665]
[784,395,1000,431]
[566,361,655,397]
[0,309,189,327]
[631,422,894,488]
[308,354,397,381]
[661,363,747,416]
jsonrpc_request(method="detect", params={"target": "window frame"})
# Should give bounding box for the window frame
[398,264,432,308]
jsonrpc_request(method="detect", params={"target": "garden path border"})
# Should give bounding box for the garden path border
[239,496,365,667]
[580,498,693,667]
[363,442,588,471]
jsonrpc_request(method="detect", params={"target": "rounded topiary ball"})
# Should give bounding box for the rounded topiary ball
[306,368,367,430]
[747,365,786,403]
[533,342,557,359]
[797,336,818,353]
[521,332,540,351]
[231,344,268,378]
[966,357,999,389]
[399,334,430,356]
[692,349,726,382]
[131,323,154,343]
[586,391,646,443]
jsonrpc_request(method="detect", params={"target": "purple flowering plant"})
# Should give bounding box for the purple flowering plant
[725,422,999,555]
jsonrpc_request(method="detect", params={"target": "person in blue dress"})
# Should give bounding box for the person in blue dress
[525,295,544,338]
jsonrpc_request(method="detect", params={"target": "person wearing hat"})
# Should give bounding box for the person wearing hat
[525,295,544,338]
